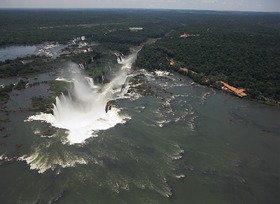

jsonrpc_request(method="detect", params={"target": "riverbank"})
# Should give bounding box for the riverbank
[168,60,280,107]
[1,44,280,204]
[135,13,280,106]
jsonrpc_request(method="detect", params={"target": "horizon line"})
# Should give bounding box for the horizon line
[0,8,279,14]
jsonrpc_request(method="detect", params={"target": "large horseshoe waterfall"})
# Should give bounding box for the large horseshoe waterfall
[28,51,138,144]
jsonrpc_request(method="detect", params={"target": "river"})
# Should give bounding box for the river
[0,43,66,62]
[0,51,279,203]
[0,45,37,61]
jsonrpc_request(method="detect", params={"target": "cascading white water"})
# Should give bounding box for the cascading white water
[117,51,138,70]
[28,50,138,144]
[85,76,97,89]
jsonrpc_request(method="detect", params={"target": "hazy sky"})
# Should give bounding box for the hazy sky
[0,0,279,12]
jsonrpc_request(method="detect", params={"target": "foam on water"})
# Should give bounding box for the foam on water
[21,49,190,200]
[27,51,138,145]
[21,50,141,175]
[19,151,87,174]
[154,70,173,77]
[28,77,123,144]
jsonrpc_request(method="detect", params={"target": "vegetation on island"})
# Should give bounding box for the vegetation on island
[31,80,69,112]
[0,56,54,78]
[48,80,69,96]
[0,84,14,108]
[31,96,54,112]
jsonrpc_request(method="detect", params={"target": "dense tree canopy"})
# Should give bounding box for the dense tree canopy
[0,9,279,103]
[136,12,280,103]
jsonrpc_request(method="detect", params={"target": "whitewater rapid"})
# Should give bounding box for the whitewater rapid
[27,51,138,144]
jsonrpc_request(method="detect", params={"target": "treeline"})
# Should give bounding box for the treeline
[0,9,182,80]
[0,9,179,46]
[136,12,280,103]
[0,56,56,77]
[2,9,280,103]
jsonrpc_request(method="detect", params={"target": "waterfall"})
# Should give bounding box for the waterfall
[27,49,140,144]
[101,74,105,83]
[85,77,96,89]
[79,63,85,69]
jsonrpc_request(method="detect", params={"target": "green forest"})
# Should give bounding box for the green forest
[1,9,280,104]
[0,9,179,46]
[136,12,280,104]
[0,9,181,78]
